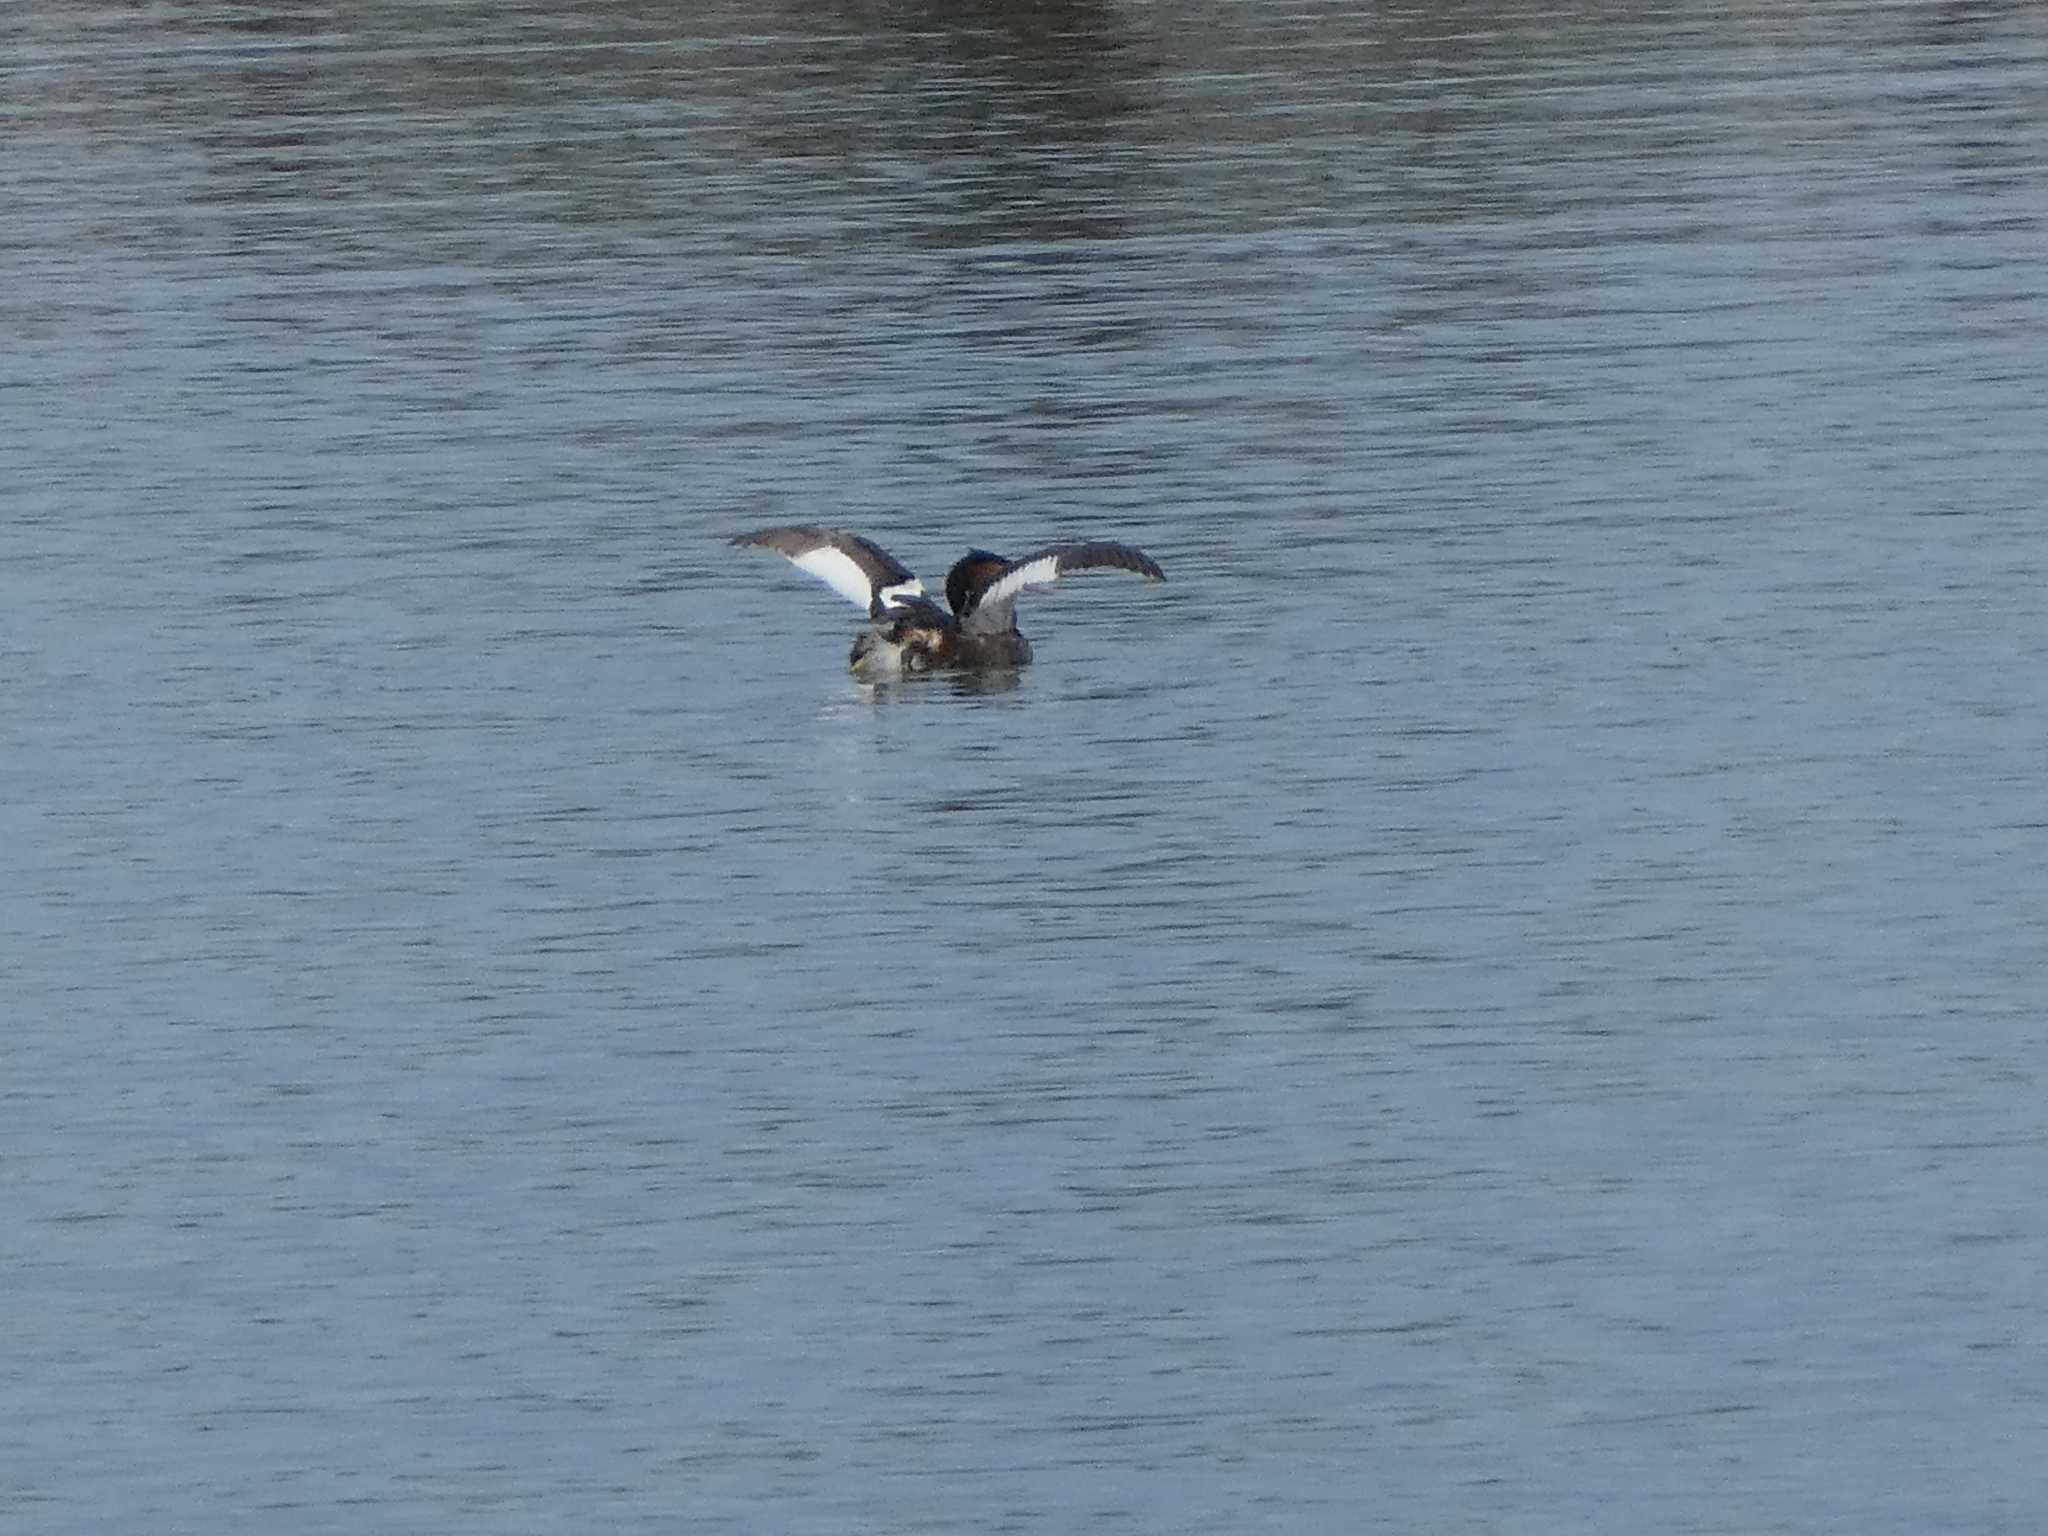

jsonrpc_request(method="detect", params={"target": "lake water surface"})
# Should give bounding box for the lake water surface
[6,2,2047,1530]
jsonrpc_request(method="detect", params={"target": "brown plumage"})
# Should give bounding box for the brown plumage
[733,528,1165,678]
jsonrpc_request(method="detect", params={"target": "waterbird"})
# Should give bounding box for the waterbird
[733,526,1166,680]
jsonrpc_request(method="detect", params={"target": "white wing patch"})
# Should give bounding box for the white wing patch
[966,553,1062,621]
[791,546,899,611]
[875,576,928,613]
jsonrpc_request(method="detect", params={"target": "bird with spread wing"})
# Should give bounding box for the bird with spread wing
[733,526,1165,679]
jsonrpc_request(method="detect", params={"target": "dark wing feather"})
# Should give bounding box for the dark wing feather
[732,526,927,614]
[960,541,1165,633]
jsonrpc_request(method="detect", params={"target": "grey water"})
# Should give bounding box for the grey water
[6,1,2047,1529]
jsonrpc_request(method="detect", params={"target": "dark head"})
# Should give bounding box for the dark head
[944,550,1010,618]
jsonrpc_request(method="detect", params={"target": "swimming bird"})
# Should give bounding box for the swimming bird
[732,526,1165,679]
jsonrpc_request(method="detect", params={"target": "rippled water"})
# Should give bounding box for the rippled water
[7,2,2047,1530]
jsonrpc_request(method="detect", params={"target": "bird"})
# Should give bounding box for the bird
[732,525,1165,679]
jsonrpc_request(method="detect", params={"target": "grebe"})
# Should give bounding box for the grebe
[733,526,1165,679]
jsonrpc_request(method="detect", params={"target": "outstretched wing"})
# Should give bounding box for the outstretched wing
[959,541,1165,634]
[732,526,927,615]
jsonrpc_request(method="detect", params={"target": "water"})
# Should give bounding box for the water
[6,2,2047,1530]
